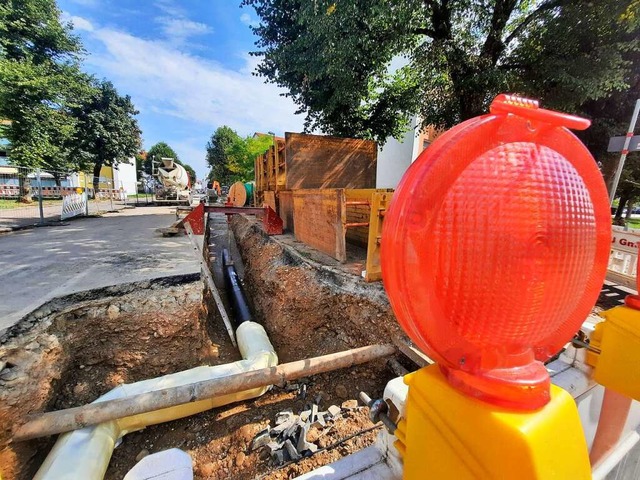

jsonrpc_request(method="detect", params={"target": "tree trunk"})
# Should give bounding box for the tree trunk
[52,173,61,187]
[18,172,33,204]
[626,198,635,221]
[93,161,102,193]
[614,194,631,225]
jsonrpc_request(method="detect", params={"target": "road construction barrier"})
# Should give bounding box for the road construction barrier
[61,193,87,220]
[608,226,640,288]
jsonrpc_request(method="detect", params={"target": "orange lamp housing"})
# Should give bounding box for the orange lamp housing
[382,94,611,410]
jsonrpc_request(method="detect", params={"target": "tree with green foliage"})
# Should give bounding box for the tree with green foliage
[145,142,179,175]
[68,79,141,191]
[206,126,240,185]
[145,141,196,186]
[0,0,91,173]
[0,0,95,201]
[225,134,274,182]
[244,0,640,144]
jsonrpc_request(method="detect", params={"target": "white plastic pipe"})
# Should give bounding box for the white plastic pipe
[33,321,277,480]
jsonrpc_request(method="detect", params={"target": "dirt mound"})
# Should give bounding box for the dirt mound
[230,215,403,363]
[0,277,210,480]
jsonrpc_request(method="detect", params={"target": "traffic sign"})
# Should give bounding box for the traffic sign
[608,135,640,152]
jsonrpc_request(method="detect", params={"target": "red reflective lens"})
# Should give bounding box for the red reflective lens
[382,96,611,409]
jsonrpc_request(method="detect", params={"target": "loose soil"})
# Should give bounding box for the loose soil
[0,214,400,480]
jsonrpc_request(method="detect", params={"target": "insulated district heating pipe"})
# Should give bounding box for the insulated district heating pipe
[35,248,276,480]
[33,321,277,480]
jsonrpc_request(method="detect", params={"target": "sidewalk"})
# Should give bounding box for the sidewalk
[0,198,127,231]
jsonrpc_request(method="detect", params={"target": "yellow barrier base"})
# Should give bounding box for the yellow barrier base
[401,365,591,480]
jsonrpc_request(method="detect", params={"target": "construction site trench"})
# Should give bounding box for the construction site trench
[0,213,410,480]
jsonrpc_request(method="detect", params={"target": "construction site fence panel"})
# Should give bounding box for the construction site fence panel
[0,166,126,229]
[61,193,87,221]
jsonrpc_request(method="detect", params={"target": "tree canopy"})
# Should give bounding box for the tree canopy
[206,126,240,185]
[1,0,146,191]
[244,0,640,145]
[145,142,180,175]
[226,133,274,182]
[0,0,91,171]
[206,126,273,183]
[68,79,141,189]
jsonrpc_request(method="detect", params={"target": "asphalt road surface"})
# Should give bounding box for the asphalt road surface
[0,206,200,332]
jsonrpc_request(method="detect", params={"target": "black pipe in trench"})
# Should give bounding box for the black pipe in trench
[222,248,254,329]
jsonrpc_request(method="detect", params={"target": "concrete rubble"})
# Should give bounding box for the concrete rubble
[251,388,366,466]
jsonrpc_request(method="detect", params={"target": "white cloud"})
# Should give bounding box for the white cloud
[83,25,304,177]
[153,0,185,17]
[156,17,212,45]
[151,0,212,47]
[240,13,260,28]
[69,15,94,32]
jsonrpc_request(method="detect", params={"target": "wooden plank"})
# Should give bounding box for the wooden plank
[293,189,346,262]
[278,190,294,232]
[263,191,276,212]
[285,133,377,190]
[365,190,393,282]
[344,188,377,201]
[276,138,286,191]
[183,222,236,347]
[393,336,433,368]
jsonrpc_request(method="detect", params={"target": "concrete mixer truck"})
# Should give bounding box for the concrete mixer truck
[153,157,191,205]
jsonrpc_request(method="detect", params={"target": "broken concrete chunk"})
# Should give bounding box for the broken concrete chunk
[296,423,318,454]
[311,403,318,423]
[284,439,301,461]
[327,405,341,418]
[251,428,271,451]
[270,449,285,465]
[299,409,311,422]
[266,441,283,453]
[299,383,307,399]
[311,412,326,428]
[275,410,294,425]
[272,417,296,435]
[283,422,300,440]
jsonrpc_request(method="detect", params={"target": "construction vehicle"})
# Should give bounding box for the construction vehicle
[153,157,191,205]
[207,180,221,203]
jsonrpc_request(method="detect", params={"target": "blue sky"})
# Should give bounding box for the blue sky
[58,0,305,179]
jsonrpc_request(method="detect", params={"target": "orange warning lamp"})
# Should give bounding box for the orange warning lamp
[383,94,611,409]
[382,94,611,479]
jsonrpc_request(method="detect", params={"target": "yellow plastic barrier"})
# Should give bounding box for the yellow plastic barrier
[590,305,640,401]
[401,365,591,480]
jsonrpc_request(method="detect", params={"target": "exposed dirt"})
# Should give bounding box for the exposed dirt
[105,366,384,480]
[229,216,405,363]
[0,277,211,479]
[0,214,399,480]
[1,211,621,480]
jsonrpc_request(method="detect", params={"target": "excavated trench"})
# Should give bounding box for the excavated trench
[0,214,403,480]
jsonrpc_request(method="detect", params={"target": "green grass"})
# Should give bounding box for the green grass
[127,193,153,199]
[627,218,640,229]
[0,198,62,209]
